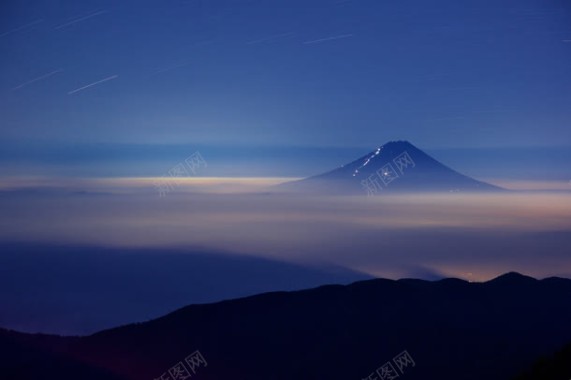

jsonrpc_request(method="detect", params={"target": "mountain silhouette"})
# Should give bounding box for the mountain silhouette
[279,140,503,194]
[1,272,570,380]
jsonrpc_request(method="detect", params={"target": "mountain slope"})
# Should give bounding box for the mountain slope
[280,140,503,194]
[1,273,570,380]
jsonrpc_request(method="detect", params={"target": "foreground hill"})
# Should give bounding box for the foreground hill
[513,332,571,379]
[1,273,571,380]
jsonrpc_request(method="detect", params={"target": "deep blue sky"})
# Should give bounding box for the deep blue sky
[1,0,570,176]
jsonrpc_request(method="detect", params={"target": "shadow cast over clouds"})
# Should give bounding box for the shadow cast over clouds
[0,242,371,335]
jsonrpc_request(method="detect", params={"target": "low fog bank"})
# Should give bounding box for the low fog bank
[1,189,570,282]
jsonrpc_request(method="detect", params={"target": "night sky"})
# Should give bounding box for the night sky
[1,0,570,178]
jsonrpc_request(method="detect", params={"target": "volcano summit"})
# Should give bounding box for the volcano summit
[279,141,502,195]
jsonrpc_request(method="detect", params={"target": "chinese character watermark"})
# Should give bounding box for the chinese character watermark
[153,350,207,380]
[153,152,207,198]
[362,350,415,380]
[361,151,415,196]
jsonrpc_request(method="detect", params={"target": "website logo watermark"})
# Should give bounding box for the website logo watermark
[361,151,415,196]
[362,349,416,380]
[153,350,207,380]
[153,151,207,197]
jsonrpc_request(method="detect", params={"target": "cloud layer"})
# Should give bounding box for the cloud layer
[1,183,570,282]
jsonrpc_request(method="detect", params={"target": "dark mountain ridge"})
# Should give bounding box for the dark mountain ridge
[1,272,571,380]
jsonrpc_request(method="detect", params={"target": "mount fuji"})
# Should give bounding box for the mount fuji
[279,141,503,194]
